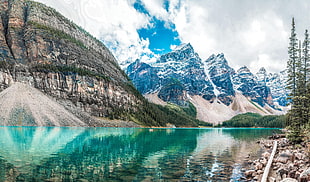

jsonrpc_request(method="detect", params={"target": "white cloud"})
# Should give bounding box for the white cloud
[243,20,266,47]
[34,0,310,73]
[169,0,218,59]
[141,0,169,21]
[34,0,156,68]
[250,54,285,74]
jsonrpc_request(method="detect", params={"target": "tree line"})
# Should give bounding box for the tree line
[287,18,310,143]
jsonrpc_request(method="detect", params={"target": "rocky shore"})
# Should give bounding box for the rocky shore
[243,135,310,182]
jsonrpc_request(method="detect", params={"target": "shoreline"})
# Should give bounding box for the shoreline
[243,135,310,181]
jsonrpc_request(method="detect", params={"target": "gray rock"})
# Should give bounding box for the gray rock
[255,163,264,170]
[294,152,305,160]
[277,168,289,179]
[279,178,298,182]
[300,168,310,182]
[268,177,276,182]
[260,157,268,166]
[262,151,271,159]
[244,170,256,177]
[257,170,263,175]
[276,151,293,163]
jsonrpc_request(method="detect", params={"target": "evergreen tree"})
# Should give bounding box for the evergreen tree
[286,18,310,143]
[286,18,299,128]
[287,18,299,99]
[302,29,310,127]
[296,40,303,95]
[302,29,310,89]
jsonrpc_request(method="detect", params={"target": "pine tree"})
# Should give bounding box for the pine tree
[296,40,303,95]
[302,30,310,88]
[302,29,310,127]
[287,18,299,99]
[302,30,310,127]
[286,18,299,128]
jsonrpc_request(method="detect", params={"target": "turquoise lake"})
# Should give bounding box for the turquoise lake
[0,127,279,181]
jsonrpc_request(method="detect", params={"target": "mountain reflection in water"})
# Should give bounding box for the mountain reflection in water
[0,127,278,181]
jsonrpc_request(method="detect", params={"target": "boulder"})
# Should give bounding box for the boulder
[299,168,310,182]
[280,178,298,182]
[244,170,256,178]
[255,163,264,170]
[276,150,293,163]
[262,151,271,159]
[268,177,276,182]
[277,168,289,179]
[294,152,305,160]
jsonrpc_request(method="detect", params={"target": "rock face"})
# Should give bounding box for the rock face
[256,67,289,107]
[126,59,160,94]
[158,79,188,106]
[0,0,145,126]
[127,43,288,123]
[232,66,274,107]
[205,53,235,106]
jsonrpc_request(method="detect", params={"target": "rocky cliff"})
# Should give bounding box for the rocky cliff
[0,0,158,126]
[127,43,288,124]
[256,67,288,107]
[204,53,235,106]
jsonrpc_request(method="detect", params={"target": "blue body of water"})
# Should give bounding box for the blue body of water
[0,127,279,181]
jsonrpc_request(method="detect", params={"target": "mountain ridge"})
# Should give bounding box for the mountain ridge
[127,43,288,124]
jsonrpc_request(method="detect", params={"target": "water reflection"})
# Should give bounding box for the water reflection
[0,127,277,181]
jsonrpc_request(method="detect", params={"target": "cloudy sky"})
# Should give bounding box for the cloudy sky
[35,0,310,73]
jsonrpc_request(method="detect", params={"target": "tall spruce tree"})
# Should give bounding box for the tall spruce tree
[297,40,303,94]
[286,18,299,128]
[301,30,310,126]
[302,29,310,127]
[302,29,309,90]
[287,18,298,99]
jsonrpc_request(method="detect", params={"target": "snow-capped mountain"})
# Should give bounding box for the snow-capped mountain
[126,59,160,95]
[232,66,274,107]
[256,68,288,107]
[155,43,214,98]
[126,43,288,123]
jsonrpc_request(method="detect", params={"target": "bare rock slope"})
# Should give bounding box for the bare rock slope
[0,82,86,126]
[0,82,141,127]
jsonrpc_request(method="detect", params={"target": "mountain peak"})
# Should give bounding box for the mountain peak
[205,53,228,65]
[257,67,267,74]
[158,42,198,63]
[173,43,193,51]
[237,66,251,73]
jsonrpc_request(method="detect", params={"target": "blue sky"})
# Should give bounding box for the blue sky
[134,1,181,55]
[138,19,181,54]
[35,0,310,73]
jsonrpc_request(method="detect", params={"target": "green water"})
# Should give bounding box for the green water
[0,127,279,181]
